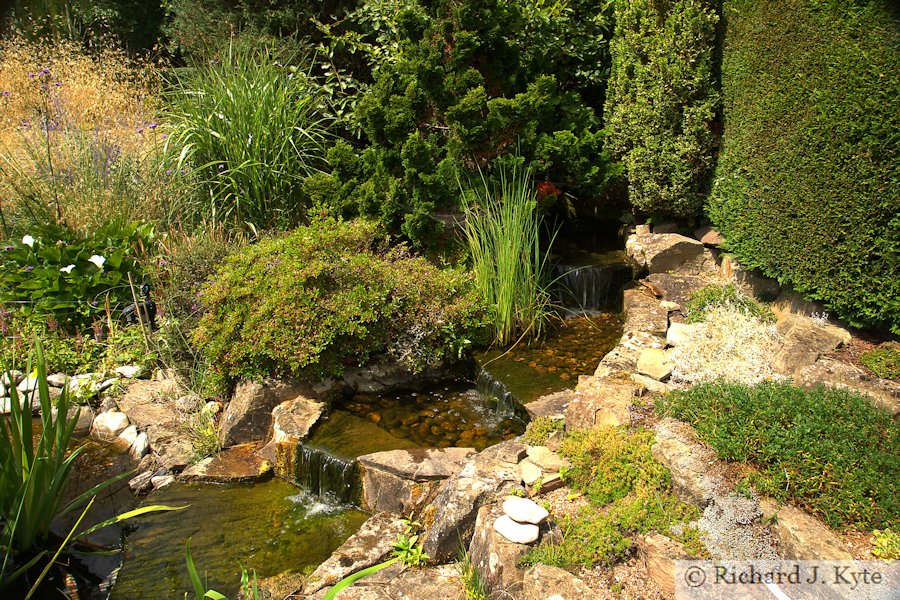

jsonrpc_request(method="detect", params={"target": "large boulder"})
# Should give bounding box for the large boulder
[522,564,595,600]
[524,390,575,420]
[302,512,406,596]
[91,411,130,441]
[258,396,327,465]
[420,444,520,562]
[358,447,475,514]
[219,378,331,447]
[117,379,194,470]
[771,314,851,376]
[468,504,529,597]
[645,272,712,308]
[626,232,709,275]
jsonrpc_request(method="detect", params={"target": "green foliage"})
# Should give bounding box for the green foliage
[684,284,775,324]
[316,0,621,249]
[709,0,900,333]
[457,548,487,600]
[860,344,900,380]
[461,162,557,345]
[523,426,700,568]
[604,0,719,219]
[193,218,487,386]
[183,407,222,464]
[523,416,564,447]
[0,221,154,333]
[656,381,900,530]
[163,45,333,230]
[872,529,900,561]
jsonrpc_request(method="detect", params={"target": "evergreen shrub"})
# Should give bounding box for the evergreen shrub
[309,0,622,248]
[193,218,487,385]
[604,0,720,219]
[709,0,900,333]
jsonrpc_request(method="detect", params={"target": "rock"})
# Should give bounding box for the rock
[17,374,39,393]
[115,425,139,452]
[150,474,175,490]
[91,411,130,441]
[720,256,781,301]
[694,226,725,247]
[636,348,674,381]
[502,496,548,525]
[115,365,146,379]
[626,232,706,274]
[302,512,406,596]
[637,533,694,596]
[630,373,671,395]
[666,322,697,347]
[155,368,177,381]
[180,444,272,483]
[518,460,542,486]
[47,373,69,388]
[357,447,475,515]
[645,273,711,308]
[652,223,680,234]
[128,470,154,494]
[524,446,569,473]
[522,564,595,600]
[524,390,575,420]
[622,288,669,338]
[341,361,453,394]
[258,396,327,464]
[420,452,519,562]
[544,429,564,452]
[478,437,528,464]
[219,378,325,448]
[772,313,851,376]
[794,357,900,417]
[772,285,826,319]
[652,419,722,506]
[98,397,118,413]
[97,378,119,393]
[469,504,529,597]
[759,498,853,560]
[50,404,94,436]
[384,564,463,600]
[2,370,24,387]
[532,472,564,495]
[660,300,681,311]
[116,379,194,471]
[565,377,637,430]
[130,432,150,459]
[174,394,203,413]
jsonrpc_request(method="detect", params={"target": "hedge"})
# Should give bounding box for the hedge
[709,0,900,332]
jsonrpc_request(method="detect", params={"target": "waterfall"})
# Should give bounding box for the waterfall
[475,368,529,423]
[554,261,633,311]
[291,444,359,505]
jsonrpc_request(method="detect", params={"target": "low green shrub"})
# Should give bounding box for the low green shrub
[657,381,900,530]
[0,221,155,333]
[860,344,900,380]
[523,416,564,447]
[684,284,775,324]
[522,426,701,568]
[193,218,487,387]
[872,529,900,561]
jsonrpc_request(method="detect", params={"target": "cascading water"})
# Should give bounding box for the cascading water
[553,249,635,313]
[292,444,359,504]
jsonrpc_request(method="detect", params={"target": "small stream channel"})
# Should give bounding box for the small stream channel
[75,241,633,598]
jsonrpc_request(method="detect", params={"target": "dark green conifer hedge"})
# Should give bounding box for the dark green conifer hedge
[709,0,900,332]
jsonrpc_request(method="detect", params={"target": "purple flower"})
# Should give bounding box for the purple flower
[24,265,33,271]
[160,133,168,139]
[196,291,204,297]
[190,303,199,312]
[28,73,36,79]
[165,169,172,176]
[40,84,48,91]
[4,245,13,251]
[40,67,51,75]
[136,127,144,134]
[217,164,225,171]
[147,121,158,129]
[54,81,62,87]
[209,59,220,66]
[1,91,10,97]
[91,300,99,308]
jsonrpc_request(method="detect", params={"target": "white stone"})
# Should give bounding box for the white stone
[203,401,222,415]
[519,459,543,486]
[151,474,175,490]
[2,371,23,387]
[91,411,130,440]
[666,322,697,347]
[503,496,549,525]
[130,432,150,459]
[493,515,540,544]
[115,365,146,379]
[115,425,139,451]
[47,373,69,388]
[17,374,39,393]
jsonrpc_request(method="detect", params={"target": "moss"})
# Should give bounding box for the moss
[523,416,564,446]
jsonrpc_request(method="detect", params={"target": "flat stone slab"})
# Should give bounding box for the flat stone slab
[566,376,637,430]
[524,446,570,473]
[502,496,549,525]
[759,498,853,560]
[652,419,723,506]
[258,396,327,462]
[522,564,595,600]
[645,272,712,308]
[302,512,406,596]
[636,348,674,381]
[772,313,851,376]
[794,357,900,417]
[524,390,575,420]
[626,232,706,274]
[623,288,669,337]
[180,444,272,483]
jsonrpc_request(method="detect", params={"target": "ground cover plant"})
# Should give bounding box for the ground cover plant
[709,0,900,333]
[860,344,900,380]
[193,218,487,388]
[657,381,900,530]
[522,426,704,568]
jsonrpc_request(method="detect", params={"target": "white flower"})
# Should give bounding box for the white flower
[60,264,76,274]
[88,255,106,269]
[22,235,34,247]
